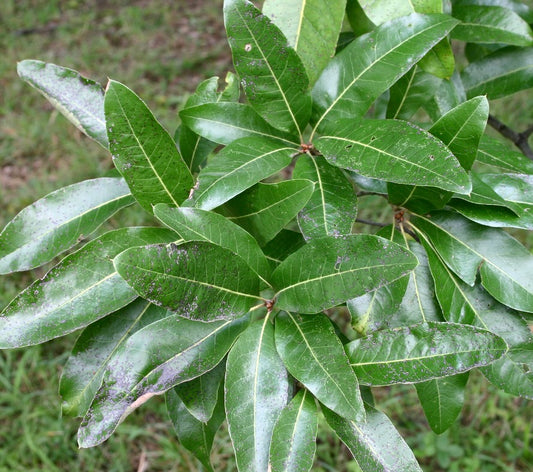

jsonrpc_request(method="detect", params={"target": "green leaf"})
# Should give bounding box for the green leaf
[179,103,299,147]
[225,316,289,472]
[311,13,459,133]
[114,241,262,322]
[188,137,296,211]
[418,38,455,79]
[293,155,357,240]
[222,180,314,246]
[154,204,271,283]
[262,230,306,270]
[224,0,312,136]
[451,5,533,46]
[17,60,108,148]
[0,177,134,274]
[316,119,471,194]
[461,46,533,99]
[172,361,225,423]
[271,235,418,313]
[323,404,423,472]
[346,0,375,36]
[0,227,176,348]
[78,314,249,448]
[453,0,533,23]
[476,135,533,173]
[414,374,469,434]
[424,70,467,121]
[105,80,194,212]
[270,389,318,472]
[275,312,365,421]
[262,0,346,85]
[345,322,507,386]
[167,380,226,472]
[412,212,533,312]
[60,299,170,417]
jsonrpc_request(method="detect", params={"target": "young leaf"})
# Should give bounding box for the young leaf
[275,312,365,421]
[222,180,315,246]
[476,135,533,173]
[311,13,459,133]
[0,177,134,274]
[78,314,250,448]
[451,5,533,46]
[188,137,296,211]
[105,80,194,212]
[461,46,533,99]
[262,0,347,85]
[270,389,318,472]
[154,204,271,282]
[293,155,358,241]
[0,227,176,349]
[224,0,312,136]
[114,241,262,322]
[345,322,507,386]
[271,235,418,313]
[315,119,471,194]
[323,404,423,472]
[167,382,226,472]
[225,316,289,472]
[60,299,170,417]
[17,60,108,148]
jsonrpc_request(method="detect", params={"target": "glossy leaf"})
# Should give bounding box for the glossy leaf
[0,227,176,349]
[323,404,423,472]
[78,314,249,448]
[476,135,533,173]
[346,0,375,36]
[179,102,299,147]
[311,13,459,133]
[167,380,226,472]
[60,299,169,417]
[225,316,289,472]
[293,155,357,241]
[262,0,346,85]
[224,0,311,136]
[188,137,295,211]
[453,0,533,23]
[418,38,455,79]
[271,235,418,313]
[451,5,533,46]
[154,204,271,282]
[414,374,469,434]
[105,80,194,212]
[114,241,262,322]
[0,177,133,274]
[223,180,314,246]
[345,322,507,386]
[17,60,108,148]
[270,389,318,472]
[316,119,471,194]
[275,312,365,421]
[413,212,533,312]
[461,46,533,99]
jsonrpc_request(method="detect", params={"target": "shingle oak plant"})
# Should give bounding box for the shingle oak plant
[2,0,533,470]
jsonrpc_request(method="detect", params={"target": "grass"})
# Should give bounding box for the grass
[0,1,532,471]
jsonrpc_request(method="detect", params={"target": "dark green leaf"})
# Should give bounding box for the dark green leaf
[345,322,507,386]
[224,0,311,136]
[0,227,176,348]
[78,314,249,448]
[60,299,170,417]
[17,60,108,148]
[272,235,418,313]
[270,389,318,472]
[0,177,134,274]
[346,0,375,36]
[323,404,423,472]
[275,312,364,420]
[114,241,262,322]
[293,155,357,240]
[424,70,466,121]
[105,80,194,212]
[261,230,306,270]
[188,137,296,211]
[225,316,289,472]
[222,180,314,246]
[476,135,533,173]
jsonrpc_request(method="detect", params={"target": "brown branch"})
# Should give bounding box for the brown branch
[488,115,533,160]
[355,218,388,228]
